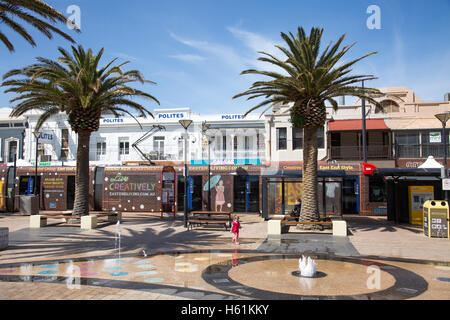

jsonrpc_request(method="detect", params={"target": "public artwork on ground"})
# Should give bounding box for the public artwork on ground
[103,168,160,213]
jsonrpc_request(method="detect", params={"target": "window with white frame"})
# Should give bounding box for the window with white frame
[153,136,165,160]
[96,139,106,159]
[60,128,69,161]
[119,138,129,157]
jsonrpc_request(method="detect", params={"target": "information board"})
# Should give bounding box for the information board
[161,166,176,216]
[430,211,449,238]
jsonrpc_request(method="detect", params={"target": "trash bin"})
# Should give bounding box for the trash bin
[19,195,39,216]
[423,200,449,238]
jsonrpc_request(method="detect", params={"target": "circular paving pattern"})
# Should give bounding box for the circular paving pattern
[0,251,440,299]
[201,254,429,299]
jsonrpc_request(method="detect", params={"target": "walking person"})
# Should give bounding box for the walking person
[231,215,241,245]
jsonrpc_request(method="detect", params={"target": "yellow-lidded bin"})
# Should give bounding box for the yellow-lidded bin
[423,200,449,238]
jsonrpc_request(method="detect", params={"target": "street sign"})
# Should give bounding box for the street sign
[443,178,450,191]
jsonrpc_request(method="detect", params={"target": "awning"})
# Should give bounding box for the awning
[328,119,389,131]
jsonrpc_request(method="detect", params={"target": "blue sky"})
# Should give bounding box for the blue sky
[1,0,450,116]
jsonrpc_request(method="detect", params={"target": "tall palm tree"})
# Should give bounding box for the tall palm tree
[3,45,159,216]
[233,27,382,227]
[0,0,78,52]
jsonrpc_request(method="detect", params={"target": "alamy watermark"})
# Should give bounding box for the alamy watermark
[66,5,81,31]
[366,265,381,289]
[366,5,381,30]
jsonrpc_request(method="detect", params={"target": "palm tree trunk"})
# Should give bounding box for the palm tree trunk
[299,125,320,228]
[72,129,91,217]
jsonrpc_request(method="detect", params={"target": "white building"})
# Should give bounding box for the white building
[21,108,266,167]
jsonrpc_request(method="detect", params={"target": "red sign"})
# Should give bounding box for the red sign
[362,163,377,176]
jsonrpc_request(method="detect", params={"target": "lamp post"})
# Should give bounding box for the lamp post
[201,122,212,211]
[179,119,193,228]
[435,111,450,201]
[33,131,40,209]
[361,80,368,163]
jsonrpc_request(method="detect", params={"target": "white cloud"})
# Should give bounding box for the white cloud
[169,54,206,62]
[169,32,246,71]
[227,26,287,74]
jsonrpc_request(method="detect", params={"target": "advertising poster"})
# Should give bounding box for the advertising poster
[408,186,434,225]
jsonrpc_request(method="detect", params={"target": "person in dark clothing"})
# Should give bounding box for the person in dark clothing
[290,198,301,221]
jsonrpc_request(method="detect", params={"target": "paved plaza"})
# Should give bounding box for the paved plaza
[0,213,449,300]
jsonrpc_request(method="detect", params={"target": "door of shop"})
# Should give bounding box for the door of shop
[343,177,358,214]
[67,176,75,210]
[233,175,259,213]
[177,175,202,212]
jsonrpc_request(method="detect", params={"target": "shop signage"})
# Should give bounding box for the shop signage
[157,112,185,119]
[443,178,450,191]
[102,118,124,124]
[221,114,244,120]
[38,131,54,144]
[30,162,52,166]
[190,159,261,166]
[430,132,441,143]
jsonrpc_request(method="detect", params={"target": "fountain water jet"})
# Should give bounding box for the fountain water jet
[298,255,317,278]
[114,221,121,260]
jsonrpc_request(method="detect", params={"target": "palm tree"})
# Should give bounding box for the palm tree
[233,27,382,227]
[3,45,159,216]
[0,0,78,52]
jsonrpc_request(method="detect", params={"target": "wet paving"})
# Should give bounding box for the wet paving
[0,249,449,300]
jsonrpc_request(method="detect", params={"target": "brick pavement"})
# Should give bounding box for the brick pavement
[0,212,449,300]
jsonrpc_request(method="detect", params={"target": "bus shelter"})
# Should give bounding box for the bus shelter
[373,168,444,224]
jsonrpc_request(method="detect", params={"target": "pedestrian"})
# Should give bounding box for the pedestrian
[231,215,241,245]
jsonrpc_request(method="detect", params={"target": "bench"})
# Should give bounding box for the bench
[30,211,121,229]
[187,217,232,231]
[268,219,347,236]
[281,220,332,231]
[90,211,122,223]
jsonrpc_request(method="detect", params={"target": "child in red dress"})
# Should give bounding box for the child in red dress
[231,215,241,245]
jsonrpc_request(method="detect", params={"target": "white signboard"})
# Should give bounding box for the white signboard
[443,178,450,191]
[430,132,441,143]
[38,131,55,144]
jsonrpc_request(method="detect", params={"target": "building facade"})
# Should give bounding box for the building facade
[2,86,449,217]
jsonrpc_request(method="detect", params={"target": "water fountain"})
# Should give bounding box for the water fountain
[298,255,317,278]
[115,221,121,260]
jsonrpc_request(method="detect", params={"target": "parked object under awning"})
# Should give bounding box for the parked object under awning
[328,119,389,131]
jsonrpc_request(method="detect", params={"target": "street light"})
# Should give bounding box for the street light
[179,119,193,228]
[435,111,450,201]
[33,131,40,209]
[202,122,213,211]
[361,80,368,163]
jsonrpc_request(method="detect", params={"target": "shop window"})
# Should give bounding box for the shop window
[119,138,129,156]
[395,132,420,158]
[277,127,287,150]
[293,128,303,150]
[369,175,387,202]
[96,141,106,158]
[60,129,69,161]
[317,127,325,149]
[153,136,165,160]
[7,140,18,162]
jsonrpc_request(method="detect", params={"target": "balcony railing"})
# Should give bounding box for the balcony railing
[330,145,391,160]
